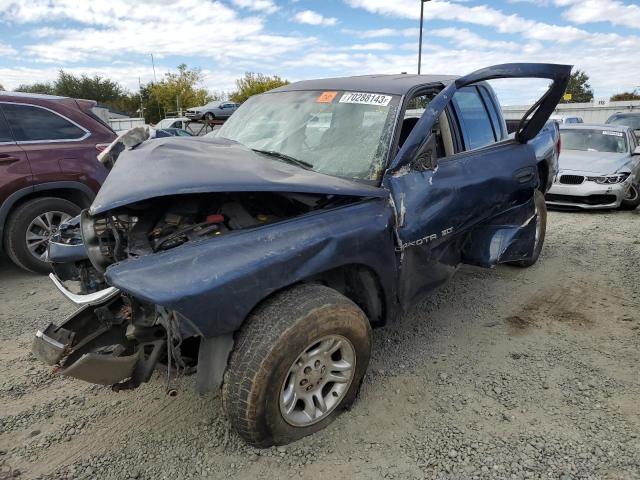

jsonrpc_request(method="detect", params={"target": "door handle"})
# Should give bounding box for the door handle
[0,154,20,165]
[514,167,535,184]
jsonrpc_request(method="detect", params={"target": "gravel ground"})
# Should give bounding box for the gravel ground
[0,209,639,480]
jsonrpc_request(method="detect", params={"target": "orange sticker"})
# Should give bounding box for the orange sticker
[316,91,337,103]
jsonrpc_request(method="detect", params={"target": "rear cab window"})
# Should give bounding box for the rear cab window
[2,103,88,142]
[451,86,498,151]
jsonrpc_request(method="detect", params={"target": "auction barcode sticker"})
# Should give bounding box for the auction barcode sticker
[602,130,624,137]
[339,92,392,106]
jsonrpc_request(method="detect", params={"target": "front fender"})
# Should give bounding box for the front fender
[105,199,397,338]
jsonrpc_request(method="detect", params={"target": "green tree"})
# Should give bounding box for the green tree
[15,82,55,95]
[146,64,211,123]
[560,69,593,103]
[230,72,289,104]
[610,91,640,101]
[54,71,125,103]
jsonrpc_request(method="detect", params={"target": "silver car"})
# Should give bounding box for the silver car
[547,124,640,210]
[185,101,238,122]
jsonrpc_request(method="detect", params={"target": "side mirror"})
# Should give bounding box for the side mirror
[633,145,640,155]
[412,134,438,171]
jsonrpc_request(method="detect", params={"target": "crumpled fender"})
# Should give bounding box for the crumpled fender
[104,199,398,338]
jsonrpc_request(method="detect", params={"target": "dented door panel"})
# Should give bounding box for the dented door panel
[388,141,538,306]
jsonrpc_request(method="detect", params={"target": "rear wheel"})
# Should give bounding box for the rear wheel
[222,283,371,447]
[512,189,547,268]
[621,183,640,210]
[4,197,80,273]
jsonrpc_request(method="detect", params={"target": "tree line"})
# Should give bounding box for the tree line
[6,66,288,124]
[560,69,640,103]
[3,68,639,122]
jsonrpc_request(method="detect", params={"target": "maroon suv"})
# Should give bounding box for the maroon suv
[0,92,116,273]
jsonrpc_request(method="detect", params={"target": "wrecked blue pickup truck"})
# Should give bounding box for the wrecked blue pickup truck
[33,63,570,447]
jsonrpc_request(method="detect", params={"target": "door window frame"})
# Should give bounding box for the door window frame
[0,101,90,144]
[0,105,16,145]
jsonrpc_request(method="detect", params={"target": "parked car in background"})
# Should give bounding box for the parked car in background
[154,117,190,130]
[547,124,640,210]
[0,92,116,273]
[154,128,193,138]
[185,101,239,121]
[33,63,569,447]
[549,115,583,124]
[606,112,640,140]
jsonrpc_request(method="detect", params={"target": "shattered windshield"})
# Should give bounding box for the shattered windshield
[216,90,400,180]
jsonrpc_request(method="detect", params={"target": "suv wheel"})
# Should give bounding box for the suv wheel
[222,283,371,447]
[4,197,81,274]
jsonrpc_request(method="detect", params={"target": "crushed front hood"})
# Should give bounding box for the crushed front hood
[90,137,386,215]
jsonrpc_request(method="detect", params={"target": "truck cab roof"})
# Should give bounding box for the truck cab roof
[272,74,459,96]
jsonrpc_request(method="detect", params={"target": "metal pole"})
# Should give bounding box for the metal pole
[418,1,424,74]
[418,0,430,75]
[150,54,157,83]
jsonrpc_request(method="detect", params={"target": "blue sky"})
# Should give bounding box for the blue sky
[0,0,639,104]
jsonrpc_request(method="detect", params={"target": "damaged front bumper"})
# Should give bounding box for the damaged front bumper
[32,286,166,389]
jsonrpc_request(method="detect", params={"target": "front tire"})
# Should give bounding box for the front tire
[512,189,547,268]
[621,183,640,210]
[222,283,371,447]
[204,112,214,122]
[4,197,80,274]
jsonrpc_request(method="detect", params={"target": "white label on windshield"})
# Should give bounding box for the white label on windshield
[339,92,392,106]
[602,130,623,137]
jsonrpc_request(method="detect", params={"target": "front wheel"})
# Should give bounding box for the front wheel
[621,183,640,210]
[204,112,214,122]
[222,283,371,447]
[511,189,547,268]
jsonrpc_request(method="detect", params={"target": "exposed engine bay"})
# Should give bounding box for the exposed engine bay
[50,191,359,291]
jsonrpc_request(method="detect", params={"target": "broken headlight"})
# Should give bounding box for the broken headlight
[586,173,630,184]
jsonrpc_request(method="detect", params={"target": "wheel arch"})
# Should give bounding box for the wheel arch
[0,181,95,251]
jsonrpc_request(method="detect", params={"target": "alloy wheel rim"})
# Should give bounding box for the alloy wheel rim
[25,211,72,261]
[279,335,356,427]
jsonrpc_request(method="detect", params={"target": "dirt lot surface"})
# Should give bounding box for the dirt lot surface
[1,209,639,480]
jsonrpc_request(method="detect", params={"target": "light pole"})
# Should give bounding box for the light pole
[418,0,431,75]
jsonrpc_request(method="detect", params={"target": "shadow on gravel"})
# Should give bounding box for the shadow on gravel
[0,254,40,283]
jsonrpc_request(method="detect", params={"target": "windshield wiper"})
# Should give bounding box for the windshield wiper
[252,149,313,169]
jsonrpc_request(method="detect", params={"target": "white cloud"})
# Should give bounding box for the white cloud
[556,0,640,29]
[293,10,337,26]
[345,43,394,51]
[342,27,418,38]
[344,0,594,43]
[231,0,279,14]
[0,0,312,64]
[0,43,16,56]
[430,27,522,51]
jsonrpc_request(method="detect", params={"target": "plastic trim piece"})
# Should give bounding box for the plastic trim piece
[49,273,120,306]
